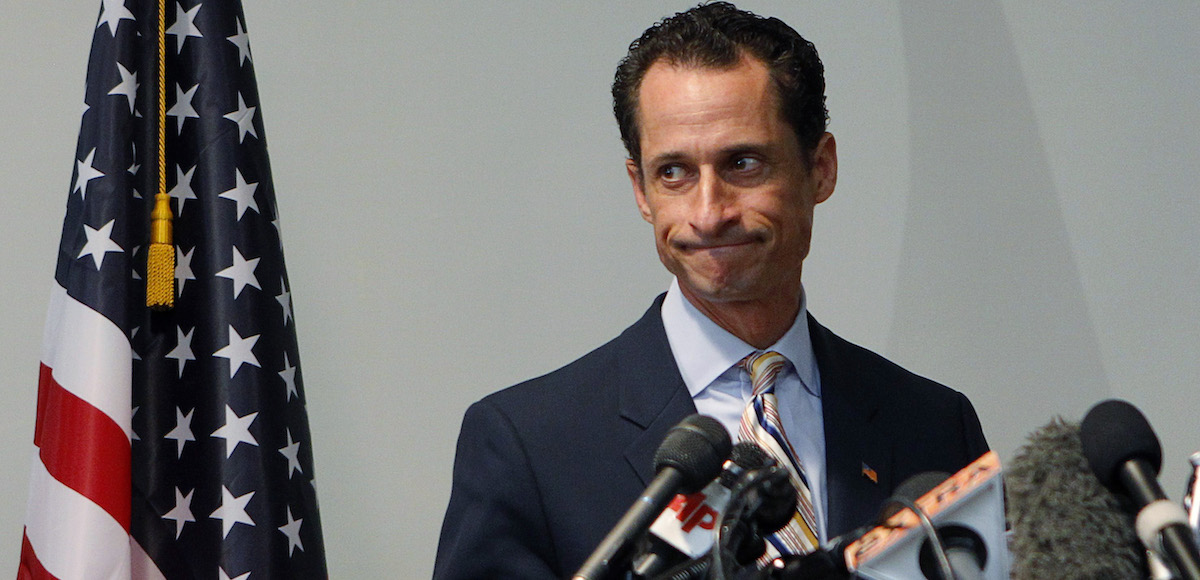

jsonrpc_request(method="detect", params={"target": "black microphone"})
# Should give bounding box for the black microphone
[736,448,799,535]
[630,442,774,579]
[636,442,798,580]
[706,446,797,579]
[1005,416,1145,578]
[573,414,732,580]
[1081,399,1200,580]
[757,531,859,580]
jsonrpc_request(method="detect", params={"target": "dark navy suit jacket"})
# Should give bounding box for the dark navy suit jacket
[433,296,988,579]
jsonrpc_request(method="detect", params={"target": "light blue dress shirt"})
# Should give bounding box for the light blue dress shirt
[659,278,828,542]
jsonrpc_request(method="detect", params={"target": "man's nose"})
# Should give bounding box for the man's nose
[690,169,735,235]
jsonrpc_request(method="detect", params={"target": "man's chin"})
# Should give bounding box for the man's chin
[677,276,755,305]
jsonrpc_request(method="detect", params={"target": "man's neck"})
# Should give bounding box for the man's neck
[678,285,801,350]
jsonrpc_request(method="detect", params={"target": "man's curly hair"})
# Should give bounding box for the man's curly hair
[612,2,828,167]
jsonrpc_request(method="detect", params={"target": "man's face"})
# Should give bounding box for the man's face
[627,56,837,311]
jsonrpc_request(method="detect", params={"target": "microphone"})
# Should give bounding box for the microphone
[630,442,770,578]
[727,442,798,535]
[757,531,860,580]
[761,473,951,580]
[573,414,732,580]
[1080,399,1200,580]
[633,442,794,580]
[1005,416,1145,578]
[842,451,1009,580]
[708,446,797,579]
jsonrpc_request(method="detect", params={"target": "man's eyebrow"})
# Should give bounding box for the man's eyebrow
[722,141,774,156]
[646,142,774,166]
[645,151,687,167]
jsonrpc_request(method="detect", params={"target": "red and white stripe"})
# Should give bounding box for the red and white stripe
[19,283,164,580]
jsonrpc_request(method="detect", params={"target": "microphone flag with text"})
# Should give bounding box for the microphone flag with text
[632,441,797,580]
[756,472,950,580]
[573,414,732,580]
[843,451,1010,580]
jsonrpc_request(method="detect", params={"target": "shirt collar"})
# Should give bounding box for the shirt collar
[661,278,820,399]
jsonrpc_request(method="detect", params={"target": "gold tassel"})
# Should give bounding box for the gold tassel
[146,192,174,309]
[146,0,174,310]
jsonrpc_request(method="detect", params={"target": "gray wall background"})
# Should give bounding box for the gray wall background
[3,2,1198,577]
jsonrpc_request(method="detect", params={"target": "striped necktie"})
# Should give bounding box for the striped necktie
[738,350,819,557]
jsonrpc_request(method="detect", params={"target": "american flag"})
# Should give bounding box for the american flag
[19,1,327,578]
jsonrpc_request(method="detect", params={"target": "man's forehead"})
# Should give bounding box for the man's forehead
[643,51,767,82]
[637,58,778,129]
[638,57,773,111]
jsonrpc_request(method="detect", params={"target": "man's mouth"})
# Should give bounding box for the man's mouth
[675,235,763,252]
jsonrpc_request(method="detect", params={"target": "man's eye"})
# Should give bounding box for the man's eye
[660,165,686,182]
[732,156,762,172]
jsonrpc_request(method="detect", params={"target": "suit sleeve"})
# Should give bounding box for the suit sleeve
[956,390,990,464]
[433,399,560,580]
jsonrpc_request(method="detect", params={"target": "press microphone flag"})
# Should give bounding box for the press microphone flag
[628,448,745,580]
[843,451,1010,579]
[573,414,731,580]
[642,443,777,560]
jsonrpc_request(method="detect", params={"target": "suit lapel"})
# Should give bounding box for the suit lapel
[809,315,891,537]
[615,295,697,486]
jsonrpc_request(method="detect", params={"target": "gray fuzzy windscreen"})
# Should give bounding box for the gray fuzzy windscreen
[1006,418,1147,579]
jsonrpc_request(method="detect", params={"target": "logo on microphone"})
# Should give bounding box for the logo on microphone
[649,481,733,558]
[665,491,721,532]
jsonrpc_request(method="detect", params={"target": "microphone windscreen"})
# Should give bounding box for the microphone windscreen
[1006,417,1146,579]
[1079,399,1163,491]
[654,414,732,493]
[724,441,795,534]
[721,441,769,489]
[730,441,770,470]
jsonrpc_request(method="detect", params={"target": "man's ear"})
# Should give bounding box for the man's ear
[627,159,653,223]
[811,132,838,205]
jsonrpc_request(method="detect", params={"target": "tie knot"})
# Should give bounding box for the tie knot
[740,350,787,394]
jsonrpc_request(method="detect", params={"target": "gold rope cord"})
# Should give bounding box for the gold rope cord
[146,0,175,309]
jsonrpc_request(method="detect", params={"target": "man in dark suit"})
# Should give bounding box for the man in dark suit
[434,3,988,578]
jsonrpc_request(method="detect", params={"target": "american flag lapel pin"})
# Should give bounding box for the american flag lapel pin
[861,463,878,484]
